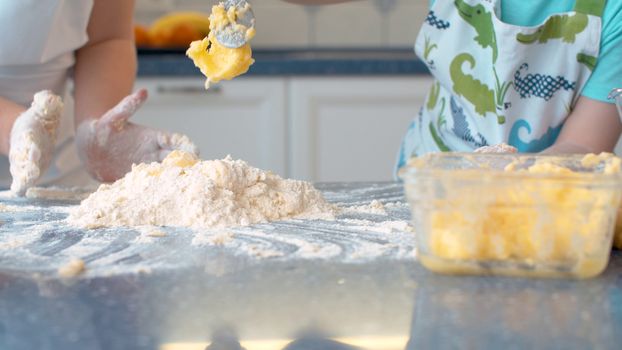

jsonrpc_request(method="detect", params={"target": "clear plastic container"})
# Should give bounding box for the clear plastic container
[609,88,622,249]
[401,153,622,279]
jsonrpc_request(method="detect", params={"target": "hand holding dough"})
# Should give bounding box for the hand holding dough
[474,143,518,154]
[9,91,63,196]
[75,89,198,183]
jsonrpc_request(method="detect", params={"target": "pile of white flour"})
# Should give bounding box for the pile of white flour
[68,151,337,229]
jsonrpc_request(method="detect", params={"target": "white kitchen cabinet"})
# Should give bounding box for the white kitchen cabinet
[133,77,288,176]
[289,76,434,182]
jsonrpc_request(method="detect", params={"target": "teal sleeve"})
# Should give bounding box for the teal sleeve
[581,1,622,104]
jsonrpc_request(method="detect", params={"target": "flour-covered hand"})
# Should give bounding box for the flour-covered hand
[9,91,63,196]
[75,89,199,183]
[474,143,518,154]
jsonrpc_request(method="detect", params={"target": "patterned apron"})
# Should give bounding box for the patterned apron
[396,0,606,172]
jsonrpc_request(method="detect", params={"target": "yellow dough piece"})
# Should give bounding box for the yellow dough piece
[162,150,199,168]
[186,3,255,89]
[58,258,86,278]
[405,153,622,278]
[147,150,199,177]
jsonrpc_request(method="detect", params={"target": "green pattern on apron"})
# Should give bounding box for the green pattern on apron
[396,0,606,173]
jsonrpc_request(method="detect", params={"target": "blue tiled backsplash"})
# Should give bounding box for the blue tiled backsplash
[135,0,429,48]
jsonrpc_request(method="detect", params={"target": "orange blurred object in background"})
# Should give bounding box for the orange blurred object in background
[135,12,211,49]
[148,23,205,48]
[134,25,152,47]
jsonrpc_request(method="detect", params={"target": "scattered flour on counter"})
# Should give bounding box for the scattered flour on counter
[0,182,417,277]
[67,151,337,229]
[344,200,387,215]
[145,228,167,238]
[191,230,235,246]
[25,186,94,201]
[0,237,23,249]
[0,202,20,212]
[0,191,73,214]
[192,227,344,260]
[0,221,60,251]
[133,226,168,243]
[191,215,416,262]
[243,244,285,259]
[385,201,408,209]
[341,219,415,234]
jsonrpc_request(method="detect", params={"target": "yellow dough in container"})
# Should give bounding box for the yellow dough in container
[615,210,622,249]
[402,152,622,279]
[186,3,255,89]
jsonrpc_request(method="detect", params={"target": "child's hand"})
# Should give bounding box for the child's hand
[9,91,63,195]
[75,89,198,183]
[474,143,517,154]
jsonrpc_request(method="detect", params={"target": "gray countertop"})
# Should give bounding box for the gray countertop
[137,48,431,77]
[0,182,621,350]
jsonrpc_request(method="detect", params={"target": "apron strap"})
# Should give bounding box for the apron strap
[574,0,607,17]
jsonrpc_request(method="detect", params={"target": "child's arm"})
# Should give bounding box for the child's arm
[0,97,25,155]
[73,0,197,182]
[73,0,136,126]
[544,96,622,154]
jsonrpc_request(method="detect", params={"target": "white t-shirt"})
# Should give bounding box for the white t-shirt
[0,0,93,105]
[0,0,95,188]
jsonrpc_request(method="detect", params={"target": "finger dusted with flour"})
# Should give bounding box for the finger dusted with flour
[75,89,199,183]
[9,91,63,196]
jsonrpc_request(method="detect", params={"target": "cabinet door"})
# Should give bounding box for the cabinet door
[133,77,287,176]
[289,76,433,182]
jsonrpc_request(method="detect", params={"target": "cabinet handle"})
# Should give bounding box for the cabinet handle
[156,85,222,95]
